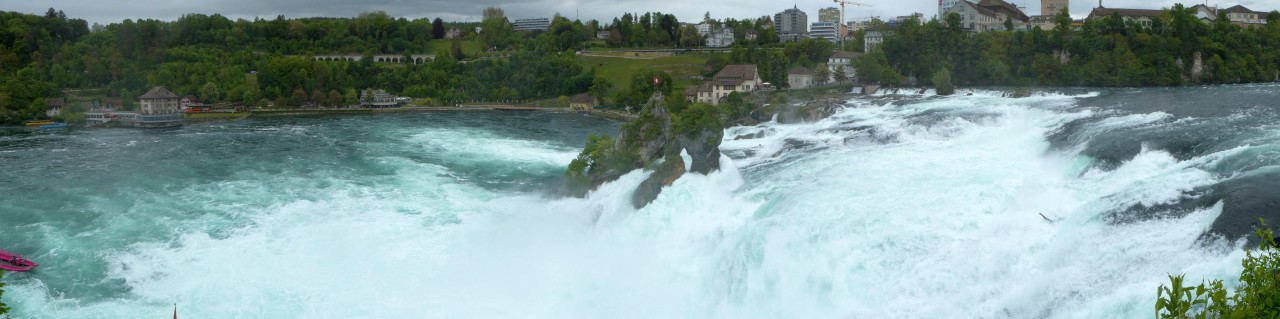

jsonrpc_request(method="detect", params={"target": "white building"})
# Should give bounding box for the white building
[864,27,886,51]
[1223,5,1268,27]
[697,65,760,105]
[697,23,713,36]
[940,0,961,20]
[513,18,550,32]
[707,28,735,47]
[945,0,1030,32]
[828,51,861,82]
[810,22,839,43]
[889,13,925,25]
[788,67,814,89]
[86,86,184,127]
[139,86,180,115]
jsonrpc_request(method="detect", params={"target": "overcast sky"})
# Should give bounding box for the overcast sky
[9,0,1279,26]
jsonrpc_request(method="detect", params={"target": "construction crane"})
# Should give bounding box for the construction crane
[833,0,871,46]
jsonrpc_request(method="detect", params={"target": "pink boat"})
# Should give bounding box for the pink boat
[0,249,38,272]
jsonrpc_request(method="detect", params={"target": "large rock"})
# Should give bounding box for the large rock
[615,92,672,163]
[679,128,723,174]
[632,152,686,208]
[566,91,728,209]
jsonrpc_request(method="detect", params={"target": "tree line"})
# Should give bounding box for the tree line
[0,8,596,123]
[857,5,1280,87]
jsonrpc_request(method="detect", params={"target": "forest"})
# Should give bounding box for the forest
[0,7,743,123]
[857,5,1280,87]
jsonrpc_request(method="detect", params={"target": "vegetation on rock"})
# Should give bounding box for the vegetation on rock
[933,67,955,95]
[565,87,724,207]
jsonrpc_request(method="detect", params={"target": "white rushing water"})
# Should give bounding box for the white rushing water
[7,91,1250,318]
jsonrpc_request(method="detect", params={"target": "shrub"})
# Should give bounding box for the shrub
[934,67,955,96]
[0,269,8,316]
[1156,219,1280,318]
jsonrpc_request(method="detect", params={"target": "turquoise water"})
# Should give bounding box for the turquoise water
[1,112,617,318]
[2,88,1274,318]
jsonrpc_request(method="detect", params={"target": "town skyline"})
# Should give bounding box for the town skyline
[9,0,1277,27]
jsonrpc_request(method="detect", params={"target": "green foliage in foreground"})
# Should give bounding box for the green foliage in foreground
[0,269,8,316]
[1156,219,1280,318]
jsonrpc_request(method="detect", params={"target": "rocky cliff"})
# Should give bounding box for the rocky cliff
[565,92,723,208]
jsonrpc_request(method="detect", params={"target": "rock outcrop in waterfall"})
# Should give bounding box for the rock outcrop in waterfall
[564,92,723,208]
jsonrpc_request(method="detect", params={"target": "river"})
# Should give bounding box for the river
[2,86,1276,318]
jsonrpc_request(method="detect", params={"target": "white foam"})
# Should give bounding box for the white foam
[6,92,1249,318]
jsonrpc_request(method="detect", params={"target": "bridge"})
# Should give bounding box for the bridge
[311,54,435,64]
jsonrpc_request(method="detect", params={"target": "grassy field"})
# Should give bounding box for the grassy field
[577,53,715,95]
[425,40,485,57]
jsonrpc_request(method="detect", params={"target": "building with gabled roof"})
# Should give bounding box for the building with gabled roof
[1222,5,1268,27]
[568,93,596,110]
[139,86,180,115]
[946,0,1031,32]
[829,51,862,82]
[86,86,184,127]
[1086,7,1164,28]
[788,67,814,89]
[44,98,66,117]
[701,64,757,105]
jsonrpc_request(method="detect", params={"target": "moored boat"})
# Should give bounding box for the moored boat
[24,120,54,127]
[0,249,38,272]
[39,122,68,129]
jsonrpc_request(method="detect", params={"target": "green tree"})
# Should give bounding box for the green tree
[617,71,673,109]
[431,18,445,39]
[290,88,308,107]
[834,65,849,83]
[814,66,830,85]
[450,38,465,60]
[722,92,752,120]
[328,89,342,107]
[310,89,325,107]
[589,77,611,106]
[933,67,955,95]
[199,82,220,102]
[242,87,260,107]
[343,88,358,106]
[482,7,504,21]
[555,95,570,108]
[119,89,135,110]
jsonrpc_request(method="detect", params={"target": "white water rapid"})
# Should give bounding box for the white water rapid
[6,90,1250,318]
